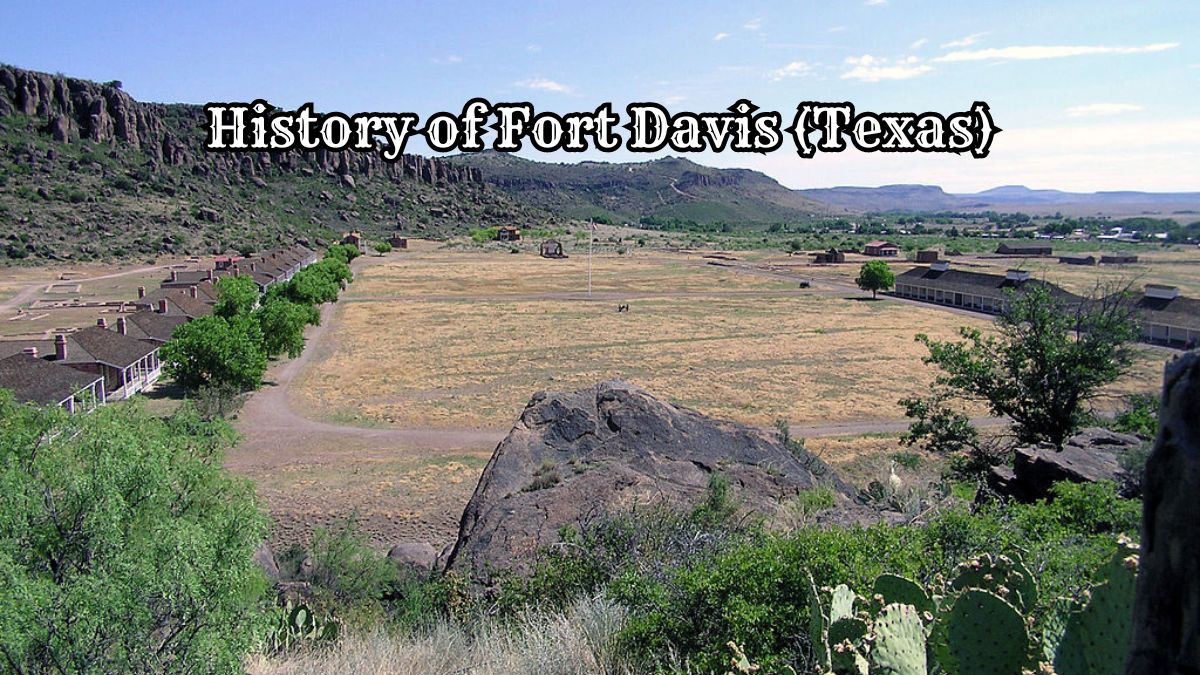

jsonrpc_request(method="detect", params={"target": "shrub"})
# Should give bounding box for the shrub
[0,395,269,673]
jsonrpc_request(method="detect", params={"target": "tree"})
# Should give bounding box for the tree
[856,261,895,298]
[256,298,318,359]
[0,394,268,673]
[161,314,268,391]
[325,244,360,263]
[373,242,393,256]
[213,274,259,318]
[904,283,1140,458]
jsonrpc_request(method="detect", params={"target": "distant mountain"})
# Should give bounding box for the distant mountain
[796,184,1200,214]
[448,152,842,225]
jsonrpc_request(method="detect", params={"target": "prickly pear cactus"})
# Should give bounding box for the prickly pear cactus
[829,616,869,647]
[873,573,933,615]
[1052,541,1138,675]
[950,553,1038,613]
[945,588,1030,675]
[870,603,928,675]
[807,571,831,671]
[830,584,857,623]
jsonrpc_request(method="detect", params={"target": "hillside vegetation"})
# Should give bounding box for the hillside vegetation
[0,65,552,263]
[449,151,841,226]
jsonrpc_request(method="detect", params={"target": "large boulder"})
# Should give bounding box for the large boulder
[987,427,1145,502]
[443,380,878,581]
[388,542,438,574]
[1127,351,1200,674]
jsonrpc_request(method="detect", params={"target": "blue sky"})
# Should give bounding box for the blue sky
[3,0,1197,192]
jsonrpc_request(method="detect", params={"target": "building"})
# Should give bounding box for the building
[811,249,846,264]
[1101,254,1138,265]
[0,326,161,401]
[1058,254,1097,266]
[863,241,900,257]
[916,250,940,263]
[387,233,408,249]
[893,262,1081,315]
[113,310,189,345]
[1135,285,1200,348]
[341,231,364,251]
[496,226,521,242]
[996,243,1053,256]
[540,239,567,259]
[0,352,106,413]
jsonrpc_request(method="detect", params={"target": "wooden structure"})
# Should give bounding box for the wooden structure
[916,249,940,263]
[996,242,1052,256]
[810,248,846,264]
[863,240,900,257]
[1101,254,1138,265]
[387,233,408,249]
[496,226,521,242]
[340,231,364,251]
[1058,254,1097,266]
[540,239,567,259]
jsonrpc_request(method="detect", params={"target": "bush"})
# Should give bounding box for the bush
[0,395,269,673]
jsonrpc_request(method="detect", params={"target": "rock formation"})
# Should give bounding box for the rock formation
[444,380,881,581]
[0,65,482,187]
[987,427,1146,502]
[1126,350,1200,674]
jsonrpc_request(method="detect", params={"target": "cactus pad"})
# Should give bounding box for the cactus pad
[945,589,1029,675]
[951,553,1038,613]
[830,583,857,623]
[873,573,933,615]
[1053,543,1137,675]
[870,603,928,675]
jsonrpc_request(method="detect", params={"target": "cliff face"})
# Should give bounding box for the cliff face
[0,65,481,187]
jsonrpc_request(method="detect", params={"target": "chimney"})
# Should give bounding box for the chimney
[158,299,169,314]
[22,347,37,358]
[251,262,257,272]
[171,270,178,282]
[207,269,214,280]
[116,317,127,335]
[96,317,107,328]
[137,286,146,299]
[189,285,198,299]
[931,260,950,272]
[54,334,67,361]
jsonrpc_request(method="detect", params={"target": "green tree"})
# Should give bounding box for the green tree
[855,260,895,298]
[0,394,268,673]
[255,298,318,359]
[373,242,393,256]
[162,314,268,391]
[325,244,360,263]
[905,284,1140,452]
[213,274,260,318]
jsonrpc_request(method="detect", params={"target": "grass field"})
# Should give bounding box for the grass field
[294,251,1164,431]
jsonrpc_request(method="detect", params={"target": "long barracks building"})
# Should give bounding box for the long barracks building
[894,261,1200,348]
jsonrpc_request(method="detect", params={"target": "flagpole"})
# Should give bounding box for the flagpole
[587,222,594,297]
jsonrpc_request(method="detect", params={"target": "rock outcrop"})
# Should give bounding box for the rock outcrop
[444,380,880,581]
[1127,350,1200,674]
[0,65,482,187]
[987,427,1145,502]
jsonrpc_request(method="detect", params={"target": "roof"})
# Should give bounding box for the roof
[897,266,1083,304]
[1136,295,1200,331]
[997,243,1053,253]
[61,326,158,368]
[865,240,898,248]
[137,289,214,318]
[119,310,189,343]
[0,353,102,406]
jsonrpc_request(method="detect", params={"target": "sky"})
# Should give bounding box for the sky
[2,0,1197,192]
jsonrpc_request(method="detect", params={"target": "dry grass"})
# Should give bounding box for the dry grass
[247,594,637,675]
[296,251,1166,431]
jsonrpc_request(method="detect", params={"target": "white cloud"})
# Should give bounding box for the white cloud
[910,38,928,49]
[842,54,931,81]
[770,61,816,81]
[526,44,541,53]
[743,18,762,31]
[713,32,730,41]
[827,25,848,33]
[940,32,986,49]
[432,55,463,65]
[515,78,574,94]
[936,42,1179,62]
[1066,103,1144,117]
[864,0,888,5]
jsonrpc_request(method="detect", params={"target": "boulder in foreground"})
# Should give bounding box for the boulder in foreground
[444,380,882,580]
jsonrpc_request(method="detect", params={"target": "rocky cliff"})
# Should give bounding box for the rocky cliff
[0,65,548,261]
[0,65,481,186]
